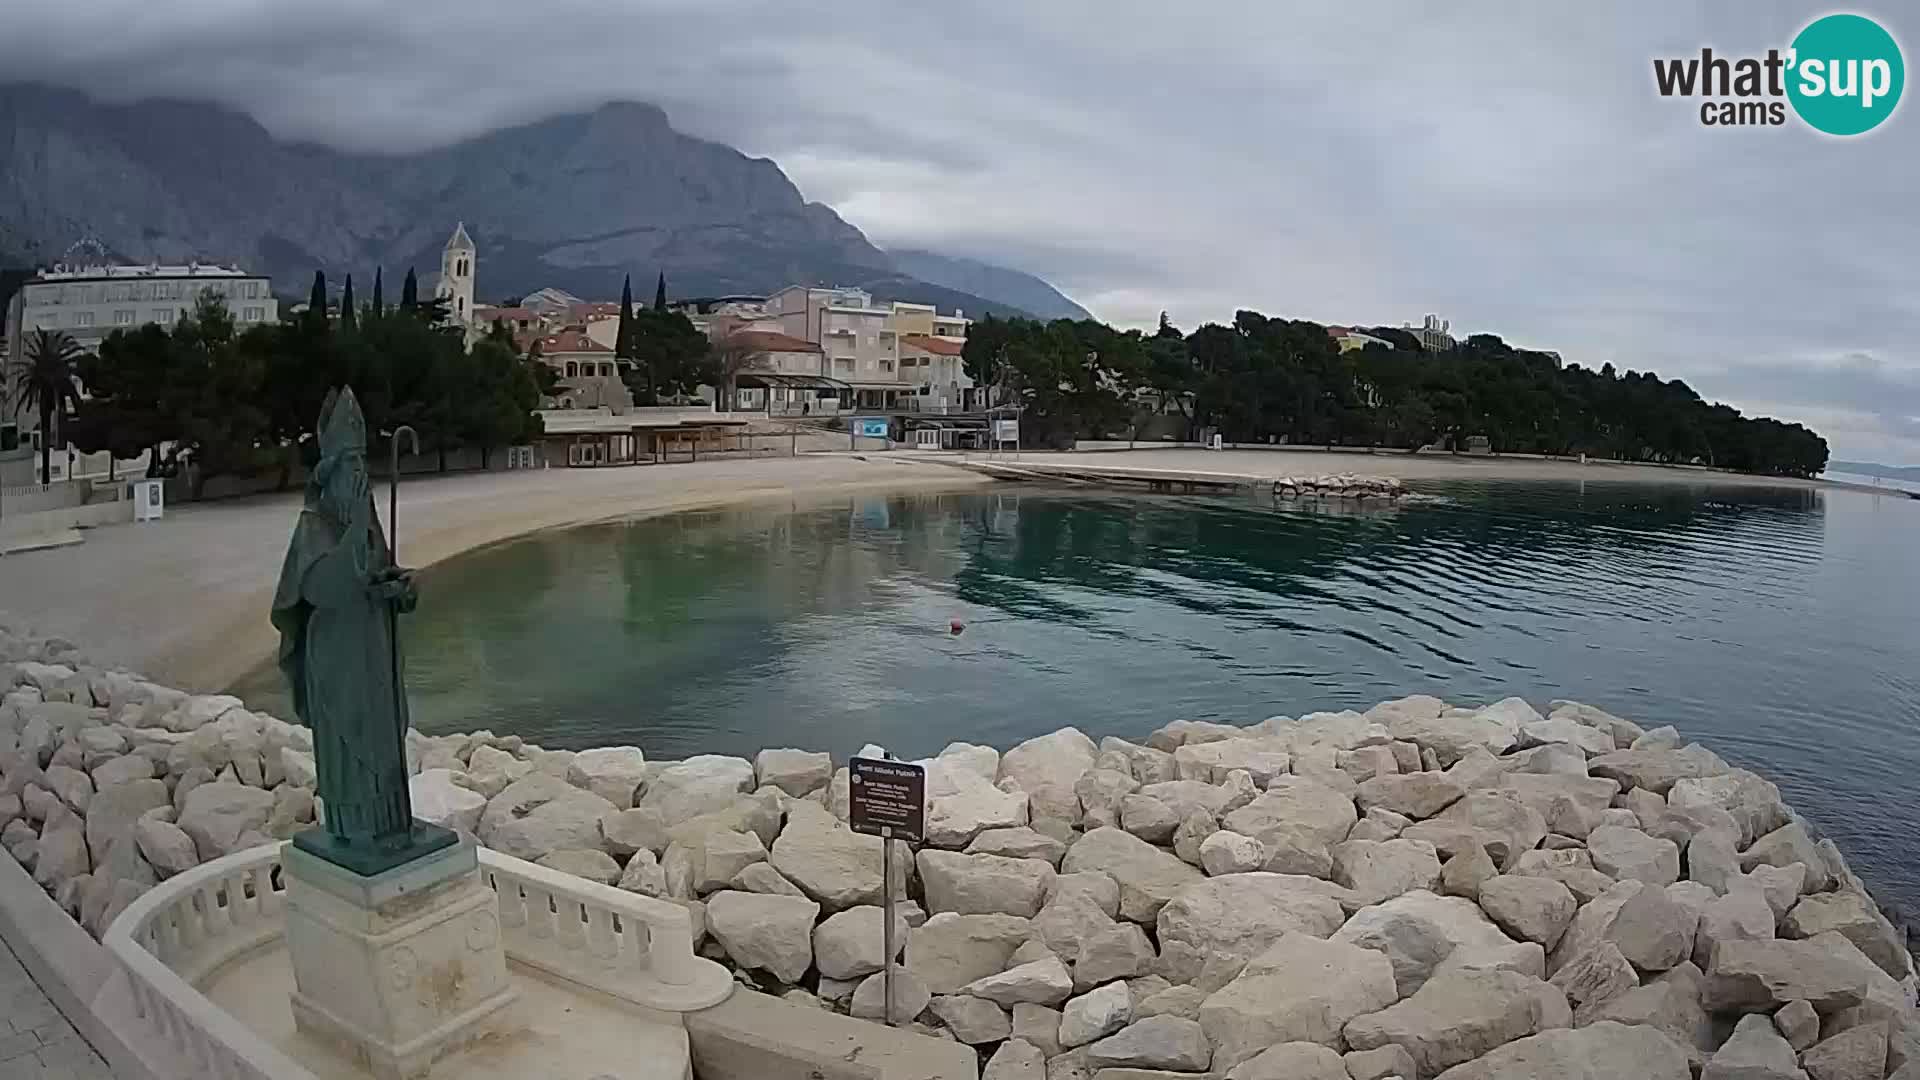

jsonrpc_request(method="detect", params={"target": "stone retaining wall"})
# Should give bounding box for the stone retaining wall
[4,611,1917,1080]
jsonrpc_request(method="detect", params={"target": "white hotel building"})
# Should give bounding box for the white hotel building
[2,262,277,465]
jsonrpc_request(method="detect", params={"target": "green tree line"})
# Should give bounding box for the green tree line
[64,270,552,496]
[962,311,1829,478]
[610,272,720,406]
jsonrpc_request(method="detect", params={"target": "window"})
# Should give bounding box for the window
[73,311,95,327]
[109,283,131,301]
[0,423,16,452]
[114,310,135,325]
[457,297,465,313]
[566,362,579,378]
[244,282,261,300]
[242,306,265,322]
[153,309,175,324]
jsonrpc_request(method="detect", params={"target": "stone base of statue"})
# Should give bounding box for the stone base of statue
[284,834,520,1080]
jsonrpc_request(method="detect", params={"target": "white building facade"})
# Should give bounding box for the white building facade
[765,285,907,410]
[1407,313,1455,351]
[2,263,277,459]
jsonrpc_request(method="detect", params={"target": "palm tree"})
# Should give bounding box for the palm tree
[10,329,87,483]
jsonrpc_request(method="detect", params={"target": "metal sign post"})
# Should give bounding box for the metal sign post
[848,756,926,1027]
[881,824,894,1024]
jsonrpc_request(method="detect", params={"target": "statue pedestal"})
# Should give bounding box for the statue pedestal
[284,837,520,1080]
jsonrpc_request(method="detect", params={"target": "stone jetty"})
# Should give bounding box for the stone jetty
[3,615,1916,1080]
[1273,474,1406,500]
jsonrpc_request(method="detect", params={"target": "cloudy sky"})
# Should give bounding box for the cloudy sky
[4,2,1916,463]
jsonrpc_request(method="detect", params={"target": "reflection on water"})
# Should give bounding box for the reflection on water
[234,480,1920,911]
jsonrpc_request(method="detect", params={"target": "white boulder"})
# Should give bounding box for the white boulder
[1197,932,1396,1067]
[753,748,833,796]
[566,746,648,808]
[705,889,819,983]
[410,768,486,835]
[636,755,756,822]
[999,728,1098,825]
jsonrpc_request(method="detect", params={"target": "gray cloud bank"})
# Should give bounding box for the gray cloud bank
[2,1,1914,461]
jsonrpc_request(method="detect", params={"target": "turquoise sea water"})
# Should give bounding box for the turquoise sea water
[234,480,1920,913]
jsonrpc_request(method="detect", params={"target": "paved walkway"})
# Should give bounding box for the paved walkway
[0,938,107,1080]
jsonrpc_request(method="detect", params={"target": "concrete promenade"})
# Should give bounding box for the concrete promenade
[0,454,984,692]
[0,937,108,1080]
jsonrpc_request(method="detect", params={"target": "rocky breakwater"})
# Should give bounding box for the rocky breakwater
[4,617,1918,1080]
[1274,474,1406,500]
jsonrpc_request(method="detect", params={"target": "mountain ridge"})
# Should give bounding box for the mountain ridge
[1826,460,1920,480]
[0,83,1085,320]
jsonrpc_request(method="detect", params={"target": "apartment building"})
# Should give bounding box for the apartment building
[1,262,277,454]
[4,263,276,352]
[899,334,977,413]
[764,285,907,410]
[717,329,831,414]
[1406,313,1456,351]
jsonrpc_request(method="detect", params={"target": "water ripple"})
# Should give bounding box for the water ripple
[230,479,1920,913]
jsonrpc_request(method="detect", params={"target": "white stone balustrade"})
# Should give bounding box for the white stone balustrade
[103,845,315,1080]
[101,841,732,1080]
[481,850,734,1012]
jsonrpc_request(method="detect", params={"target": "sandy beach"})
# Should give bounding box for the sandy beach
[1001,446,1836,489]
[0,453,986,691]
[0,445,1857,692]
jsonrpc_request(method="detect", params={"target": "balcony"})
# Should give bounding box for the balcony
[100,842,732,1080]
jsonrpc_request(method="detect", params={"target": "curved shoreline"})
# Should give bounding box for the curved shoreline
[0,447,1893,695]
[0,454,988,692]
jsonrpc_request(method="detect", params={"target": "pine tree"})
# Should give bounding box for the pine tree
[653,271,667,311]
[401,268,419,310]
[307,270,327,327]
[371,267,385,317]
[616,275,635,360]
[340,274,357,334]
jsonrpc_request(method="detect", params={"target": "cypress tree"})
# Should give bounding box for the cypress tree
[371,266,385,317]
[307,271,327,328]
[401,268,418,310]
[653,271,667,311]
[616,275,635,360]
[339,274,357,334]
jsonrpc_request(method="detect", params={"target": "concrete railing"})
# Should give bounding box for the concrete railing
[482,851,734,1012]
[102,842,733,1080]
[103,845,315,1080]
[1,480,85,514]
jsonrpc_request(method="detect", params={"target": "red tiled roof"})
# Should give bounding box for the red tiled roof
[723,330,821,353]
[902,334,964,356]
[532,330,611,354]
[569,302,624,320]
